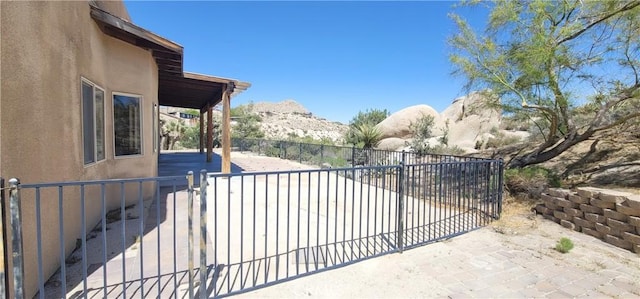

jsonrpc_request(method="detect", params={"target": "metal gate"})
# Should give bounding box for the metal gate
[3,158,502,298]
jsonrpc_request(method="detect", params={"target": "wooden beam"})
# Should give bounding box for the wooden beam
[207,105,213,162]
[221,83,233,173]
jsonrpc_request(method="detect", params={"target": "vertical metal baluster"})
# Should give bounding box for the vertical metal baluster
[379,169,385,253]
[0,178,5,299]
[365,168,371,256]
[138,182,144,297]
[227,176,231,293]
[33,187,45,299]
[438,164,443,239]
[387,168,392,251]
[375,168,381,254]
[342,169,347,263]
[306,173,311,273]
[350,170,355,261]
[9,179,24,299]
[276,173,280,280]
[59,186,68,298]
[296,173,301,276]
[99,184,107,299]
[417,165,422,244]
[187,171,194,299]
[156,181,161,297]
[253,175,257,286]
[315,171,320,271]
[358,169,364,259]
[498,159,504,219]
[199,170,208,299]
[286,173,291,278]
[397,161,405,253]
[240,176,244,289]
[333,170,338,265]
[172,182,177,297]
[264,174,269,284]
[119,183,126,299]
[325,170,329,268]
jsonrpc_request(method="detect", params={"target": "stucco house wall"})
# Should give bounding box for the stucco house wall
[1,1,158,296]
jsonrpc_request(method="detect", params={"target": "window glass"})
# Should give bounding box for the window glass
[113,94,142,156]
[82,82,95,164]
[95,89,105,161]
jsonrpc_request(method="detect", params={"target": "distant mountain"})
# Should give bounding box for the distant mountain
[248,100,349,143]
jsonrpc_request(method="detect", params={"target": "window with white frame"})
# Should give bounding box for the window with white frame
[113,93,142,156]
[82,79,105,165]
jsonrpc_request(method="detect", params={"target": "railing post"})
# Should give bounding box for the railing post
[199,170,208,299]
[186,171,195,299]
[397,151,406,253]
[497,159,504,219]
[9,178,24,299]
[0,177,6,298]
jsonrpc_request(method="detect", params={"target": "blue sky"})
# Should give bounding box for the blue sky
[126,1,488,123]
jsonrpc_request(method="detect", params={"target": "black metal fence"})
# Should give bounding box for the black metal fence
[3,151,503,298]
[232,137,486,168]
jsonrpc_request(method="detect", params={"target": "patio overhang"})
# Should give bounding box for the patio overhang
[90,4,249,172]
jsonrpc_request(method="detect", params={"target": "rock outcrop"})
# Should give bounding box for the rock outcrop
[373,91,528,153]
[248,100,348,142]
[375,105,444,139]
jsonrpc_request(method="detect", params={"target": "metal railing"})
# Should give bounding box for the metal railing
[5,173,212,299]
[4,155,503,298]
[231,137,487,168]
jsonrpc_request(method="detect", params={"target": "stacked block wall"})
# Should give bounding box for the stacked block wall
[535,187,640,254]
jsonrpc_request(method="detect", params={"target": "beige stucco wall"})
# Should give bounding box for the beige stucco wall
[1,1,158,297]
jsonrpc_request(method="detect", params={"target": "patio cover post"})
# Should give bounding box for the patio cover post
[222,82,234,173]
[199,109,204,154]
[206,104,214,162]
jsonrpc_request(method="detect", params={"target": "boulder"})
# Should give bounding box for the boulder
[375,105,444,139]
[441,92,502,150]
[441,91,500,123]
[376,137,407,151]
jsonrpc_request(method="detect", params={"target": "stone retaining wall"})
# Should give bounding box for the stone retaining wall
[535,187,640,254]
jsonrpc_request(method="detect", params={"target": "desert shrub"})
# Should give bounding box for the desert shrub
[428,144,466,155]
[344,109,389,145]
[484,134,521,149]
[555,237,574,253]
[408,114,435,156]
[504,166,561,198]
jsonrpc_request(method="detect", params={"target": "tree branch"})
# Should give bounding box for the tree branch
[557,1,640,45]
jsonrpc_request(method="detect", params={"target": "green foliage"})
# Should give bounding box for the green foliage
[162,120,187,150]
[345,109,389,144]
[504,166,561,198]
[483,131,522,149]
[286,134,336,146]
[450,1,640,168]
[231,103,264,139]
[180,124,201,149]
[183,109,200,117]
[427,144,466,156]
[555,237,574,254]
[407,114,435,156]
[353,123,383,149]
